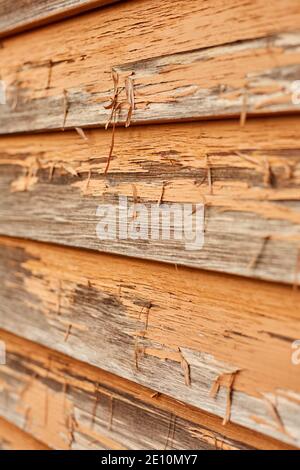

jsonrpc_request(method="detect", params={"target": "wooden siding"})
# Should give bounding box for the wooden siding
[0,0,299,451]
[0,237,299,446]
[0,330,293,450]
[0,1,299,133]
[0,117,299,284]
[0,1,120,38]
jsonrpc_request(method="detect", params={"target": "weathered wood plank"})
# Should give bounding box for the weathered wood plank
[0,330,293,450]
[0,0,120,38]
[0,0,300,133]
[0,416,49,450]
[0,118,299,284]
[0,237,299,446]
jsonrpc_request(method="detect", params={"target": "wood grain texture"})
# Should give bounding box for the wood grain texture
[0,416,49,450]
[0,117,299,284]
[0,0,299,133]
[0,330,293,450]
[0,0,120,38]
[0,237,299,446]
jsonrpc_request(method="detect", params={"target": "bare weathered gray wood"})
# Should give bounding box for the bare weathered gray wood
[0,0,120,38]
[0,239,299,447]
[0,32,299,134]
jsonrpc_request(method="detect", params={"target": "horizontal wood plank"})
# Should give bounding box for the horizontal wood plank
[0,330,293,450]
[0,1,299,133]
[0,0,120,38]
[0,237,299,446]
[0,118,299,284]
[0,416,49,450]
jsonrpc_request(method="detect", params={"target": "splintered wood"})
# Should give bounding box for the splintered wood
[1,0,300,451]
[48,163,55,181]
[151,392,161,399]
[104,103,119,175]
[105,70,120,130]
[104,69,135,175]
[75,127,88,141]
[206,155,213,195]
[125,75,135,128]
[263,157,275,187]
[210,370,240,425]
[64,324,72,342]
[14,156,40,192]
[262,395,289,437]
[62,89,69,130]
[46,60,53,91]
[248,236,270,270]
[134,301,153,370]
[68,413,78,448]
[157,182,167,206]
[178,349,191,387]
[139,302,152,331]
[84,170,91,195]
